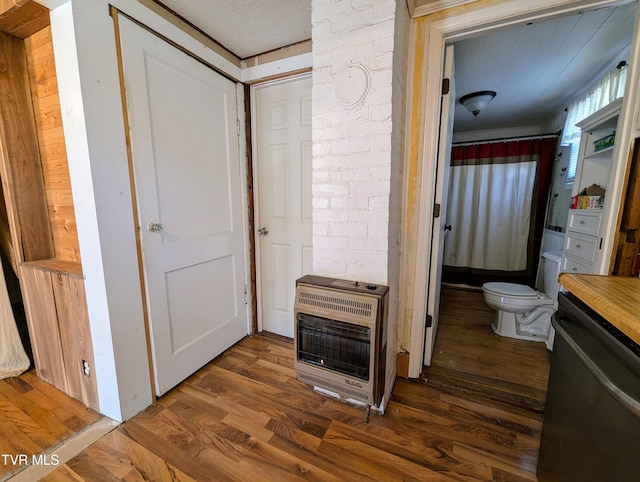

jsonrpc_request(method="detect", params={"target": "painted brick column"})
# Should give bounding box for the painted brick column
[312,0,397,283]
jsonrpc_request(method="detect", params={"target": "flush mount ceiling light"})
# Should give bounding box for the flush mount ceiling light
[459,91,496,117]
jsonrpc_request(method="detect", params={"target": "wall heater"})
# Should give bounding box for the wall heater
[293,275,389,407]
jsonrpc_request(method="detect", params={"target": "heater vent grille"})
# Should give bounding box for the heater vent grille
[296,372,372,402]
[295,286,377,323]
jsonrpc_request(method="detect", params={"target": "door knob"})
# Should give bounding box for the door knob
[147,222,163,233]
[257,227,269,236]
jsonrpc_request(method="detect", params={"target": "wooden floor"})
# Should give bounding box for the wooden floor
[41,286,551,481]
[0,370,101,479]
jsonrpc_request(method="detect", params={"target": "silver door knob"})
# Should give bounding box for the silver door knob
[147,222,163,233]
[257,227,269,235]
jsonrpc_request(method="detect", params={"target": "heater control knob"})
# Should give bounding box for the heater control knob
[366,284,377,290]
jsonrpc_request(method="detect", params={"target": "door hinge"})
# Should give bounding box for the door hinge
[434,203,441,218]
[236,119,241,136]
[426,314,433,328]
[442,78,450,95]
[244,284,248,305]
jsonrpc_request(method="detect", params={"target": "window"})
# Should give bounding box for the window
[565,140,580,190]
[561,61,627,164]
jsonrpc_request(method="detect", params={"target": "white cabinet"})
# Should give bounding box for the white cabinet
[572,98,622,198]
[562,98,622,274]
[563,210,602,273]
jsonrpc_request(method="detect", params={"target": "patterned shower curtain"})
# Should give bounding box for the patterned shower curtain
[443,137,557,287]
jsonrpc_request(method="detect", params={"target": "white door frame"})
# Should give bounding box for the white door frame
[250,72,312,334]
[406,0,640,377]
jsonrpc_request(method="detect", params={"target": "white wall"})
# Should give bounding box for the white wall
[48,0,152,422]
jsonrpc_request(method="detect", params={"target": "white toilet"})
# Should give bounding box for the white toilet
[482,251,563,343]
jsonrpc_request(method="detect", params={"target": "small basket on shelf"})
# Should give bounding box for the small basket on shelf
[593,132,615,152]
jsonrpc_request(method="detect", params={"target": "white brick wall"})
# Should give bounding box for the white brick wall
[311,0,397,284]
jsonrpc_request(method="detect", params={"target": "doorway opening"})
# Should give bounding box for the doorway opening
[408,0,639,377]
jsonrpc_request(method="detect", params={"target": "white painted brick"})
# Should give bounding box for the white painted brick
[330,195,369,210]
[371,165,391,181]
[368,103,392,122]
[373,1,397,19]
[313,223,328,237]
[368,220,389,239]
[331,168,370,182]
[312,169,330,183]
[312,182,350,196]
[312,196,329,209]
[351,180,390,196]
[313,236,350,249]
[349,236,388,251]
[329,222,368,238]
[312,0,395,283]
[314,209,349,224]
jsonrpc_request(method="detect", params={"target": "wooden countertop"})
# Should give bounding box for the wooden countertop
[559,273,640,345]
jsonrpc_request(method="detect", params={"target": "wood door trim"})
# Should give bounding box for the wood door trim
[110,6,156,403]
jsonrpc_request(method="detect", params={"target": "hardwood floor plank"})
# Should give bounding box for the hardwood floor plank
[120,421,240,482]
[43,287,549,481]
[0,391,59,449]
[42,465,85,481]
[97,430,198,482]
[326,419,493,481]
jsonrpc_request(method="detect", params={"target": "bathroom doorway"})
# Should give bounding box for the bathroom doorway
[411,0,638,375]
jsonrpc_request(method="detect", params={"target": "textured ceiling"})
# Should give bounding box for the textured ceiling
[157,1,634,134]
[452,3,635,134]
[158,0,311,59]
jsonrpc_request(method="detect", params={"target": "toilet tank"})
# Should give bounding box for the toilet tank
[541,251,563,300]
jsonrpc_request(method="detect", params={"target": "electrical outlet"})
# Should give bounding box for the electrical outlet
[82,360,91,377]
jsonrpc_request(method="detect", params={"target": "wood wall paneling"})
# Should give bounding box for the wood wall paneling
[19,266,67,392]
[52,273,99,411]
[0,31,55,264]
[613,139,640,276]
[19,263,99,411]
[0,16,95,413]
[25,26,81,264]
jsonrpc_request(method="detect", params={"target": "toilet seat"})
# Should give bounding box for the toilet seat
[483,282,540,299]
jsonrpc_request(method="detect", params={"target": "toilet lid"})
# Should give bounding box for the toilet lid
[483,282,538,298]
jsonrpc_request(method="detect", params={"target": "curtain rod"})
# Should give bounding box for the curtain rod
[452,131,560,147]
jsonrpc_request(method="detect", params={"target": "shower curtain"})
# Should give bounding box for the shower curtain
[443,137,557,287]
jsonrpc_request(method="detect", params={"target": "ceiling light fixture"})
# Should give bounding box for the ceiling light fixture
[459,91,496,117]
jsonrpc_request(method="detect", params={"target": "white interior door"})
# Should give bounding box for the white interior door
[119,16,247,396]
[424,45,455,365]
[253,76,312,338]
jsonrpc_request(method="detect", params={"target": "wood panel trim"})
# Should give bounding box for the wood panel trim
[111,6,156,402]
[0,1,49,38]
[0,31,55,264]
[21,258,82,277]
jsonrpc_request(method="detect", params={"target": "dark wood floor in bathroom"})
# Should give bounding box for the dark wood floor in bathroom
[44,286,551,481]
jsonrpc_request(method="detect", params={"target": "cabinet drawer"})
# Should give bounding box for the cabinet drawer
[562,254,594,274]
[564,232,599,264]
[567,210,602,236]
